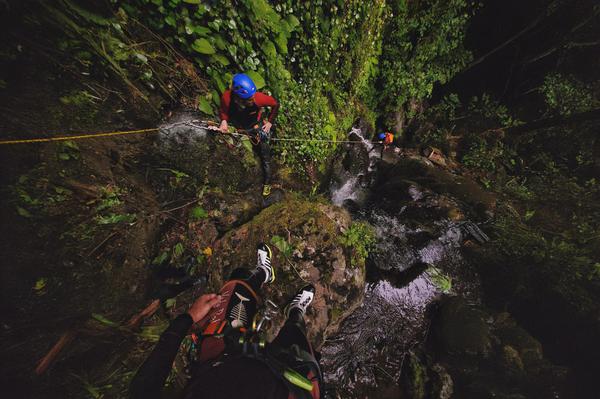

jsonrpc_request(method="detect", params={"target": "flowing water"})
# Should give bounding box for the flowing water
[323,129,481,397]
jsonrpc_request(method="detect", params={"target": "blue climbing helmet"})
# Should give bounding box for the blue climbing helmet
[231,73,256,99]
[378,132,387,140]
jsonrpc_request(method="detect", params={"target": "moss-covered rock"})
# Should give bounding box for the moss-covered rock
[154,114,263,194]
[374,157,497,219]
[427,297,570,398]
[433,296,493,357]
[210,195,365,348]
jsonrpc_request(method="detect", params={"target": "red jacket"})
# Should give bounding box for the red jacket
[219,89,279,126]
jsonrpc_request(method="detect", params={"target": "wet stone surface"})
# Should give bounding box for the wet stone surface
[324,128,482,397]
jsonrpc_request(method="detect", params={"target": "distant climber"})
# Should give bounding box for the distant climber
[218,73,280,197]
[375,131,400,157]
[130,243,322,399]
[377,131,396,150]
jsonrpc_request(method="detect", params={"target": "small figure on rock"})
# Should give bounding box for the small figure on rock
[219,73,280,197]
[131,243,322,399]
[375,131,400,157]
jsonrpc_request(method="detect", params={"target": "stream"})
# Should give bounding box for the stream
[323,129,482,398]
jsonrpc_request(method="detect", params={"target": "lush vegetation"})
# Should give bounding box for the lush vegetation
[39,0,467,175]
[376,0,473,123]
[339,220,376,266]
[414,72,600,308]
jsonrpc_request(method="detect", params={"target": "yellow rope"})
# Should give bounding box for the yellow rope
[0,127,160,145]
[0,122,380,146]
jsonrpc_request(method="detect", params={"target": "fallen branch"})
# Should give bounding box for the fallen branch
[126,299,161,329]
[35,299,162,375]
[35,331,77,375]
[87,231,118,257]
[160,198,199,214]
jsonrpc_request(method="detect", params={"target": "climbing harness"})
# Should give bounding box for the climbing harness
[185,295,321,397]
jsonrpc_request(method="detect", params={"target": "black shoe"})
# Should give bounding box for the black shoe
[286,284,316,317]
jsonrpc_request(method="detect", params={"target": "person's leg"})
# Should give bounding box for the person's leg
[271,285,315,353]
[198,244,274,362]
[253,140,272,185]
[258,141,272,185]
[271,308,311,353]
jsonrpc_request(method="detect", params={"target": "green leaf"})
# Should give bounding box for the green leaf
[286,14,300,30]
[183,0,201,4]
[198,96,213,115]
[173,242,185,258]
[63,140,79,150]
[270,235,293,258]
[241,136,253,153]
[211,53,230,66]
[91,313,119,327]
[211,90,220,106]
[190,206,208,220]
[194,26,211,36]
[58,153,71,161]
[17,206,32,218]
[214,76,226,93]
[165,15,176,27]
[427,267,452,293]
[152,251,169,265]
[95,213,136,225]
[245,71,265,89]
[192,38,215,54]
[524,210,536,221]
[214,35,227,50]
[274,32,288,54]
[34,278,46,291]
[261,41,277,59]
[165,298,176,308]
[134,53,148,63]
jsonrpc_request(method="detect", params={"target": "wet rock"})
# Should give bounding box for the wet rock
[374,158,496,219]
[400,351,428,399]
[431,363,454,399]
[495,321,544,369]
[501,345,524,372]
[426,298,570,398]
[154,112,263,192]
[433,297,492,357]
[202,188,262,232]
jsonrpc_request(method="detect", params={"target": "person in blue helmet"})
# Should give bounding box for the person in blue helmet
[219,73,280,197]
[374,131,400,157]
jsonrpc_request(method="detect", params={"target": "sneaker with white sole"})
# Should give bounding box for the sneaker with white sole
[256,243,275,283]
[286,284,315,317]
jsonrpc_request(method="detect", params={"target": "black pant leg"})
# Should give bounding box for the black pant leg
[245,269,266,292]
[271,310,311,353]
[254,140,272,185]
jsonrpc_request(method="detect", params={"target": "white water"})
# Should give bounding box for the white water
[324,133,481,397]
[330,127,380,207]
[331,176,360,206]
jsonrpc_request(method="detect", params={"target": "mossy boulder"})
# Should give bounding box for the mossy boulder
[432,296,493,357]
[374,157,496,219]
[154,113,262,193]
[210,195,365,348]
[427,297,569,398]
